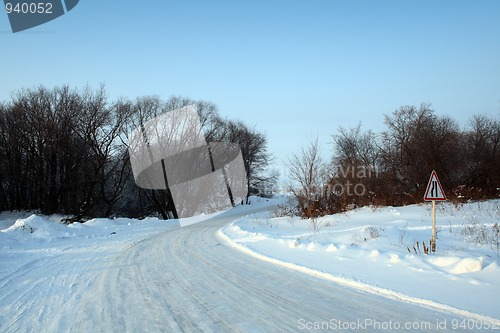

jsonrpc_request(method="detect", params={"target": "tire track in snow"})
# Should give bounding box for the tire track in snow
[1,207,478,332]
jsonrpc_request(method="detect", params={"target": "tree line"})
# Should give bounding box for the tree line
[0,85,275,220]
[290,104,499,218]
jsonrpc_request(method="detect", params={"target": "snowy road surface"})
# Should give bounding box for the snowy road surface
[1,207,480,332]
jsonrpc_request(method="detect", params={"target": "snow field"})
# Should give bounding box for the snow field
[1,197,499,330]
[220,200,500,323]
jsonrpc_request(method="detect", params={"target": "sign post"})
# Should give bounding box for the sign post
[423,170,447,253]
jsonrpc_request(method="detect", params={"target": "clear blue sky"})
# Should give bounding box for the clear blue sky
[1,1,499,179]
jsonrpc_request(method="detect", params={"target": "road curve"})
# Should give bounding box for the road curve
[68,207,469,332]
[0,206,471,332]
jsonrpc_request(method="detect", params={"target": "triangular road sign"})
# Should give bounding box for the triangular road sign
[424,170,447,201]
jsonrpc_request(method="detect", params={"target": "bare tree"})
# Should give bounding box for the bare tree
[379,104,461,204]
[462,114,500,198]
[76,87,133,217]
[380,104,434,202]
[223,120,274,203]
[122,96,265,218]
[330,124,381,207]
[289,138,325,218]
[0,85,133,218]
[3,85,84,214]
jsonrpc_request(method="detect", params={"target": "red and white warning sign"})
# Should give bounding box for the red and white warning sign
[423,170,447,201]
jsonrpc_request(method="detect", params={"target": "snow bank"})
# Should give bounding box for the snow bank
[428,256,484,274]
[2,214,70,240]
[220,200,500,321]
[0,195,280,246]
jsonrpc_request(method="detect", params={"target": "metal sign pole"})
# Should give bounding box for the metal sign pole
[424,170,446,254]
[431,200,436,253]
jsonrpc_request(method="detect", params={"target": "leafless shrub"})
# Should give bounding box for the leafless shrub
[492,223,499,260]
[271,196,298,218]
[309,217,323,237]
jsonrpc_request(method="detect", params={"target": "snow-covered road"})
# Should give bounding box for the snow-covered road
[0,207,478,332]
